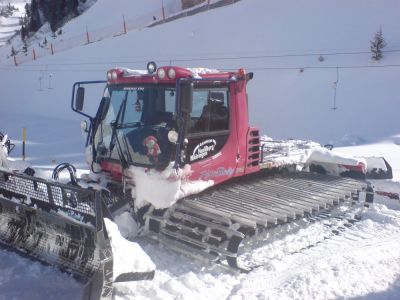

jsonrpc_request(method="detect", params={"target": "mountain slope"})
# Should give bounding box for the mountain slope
[1,0,399,145]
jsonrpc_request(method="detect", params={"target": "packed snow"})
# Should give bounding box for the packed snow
[104,218,155,281]
[1,0,400,299]
[1,120,400,300]
[127,164,213,209]
[261,138,367,175]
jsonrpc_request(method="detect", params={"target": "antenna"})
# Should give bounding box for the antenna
[38,71,44,91]
[332,67,339,110]
[48,73,53,89]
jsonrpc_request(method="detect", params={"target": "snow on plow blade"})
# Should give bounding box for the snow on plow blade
[0,169,152,299]
[364,157,393,179]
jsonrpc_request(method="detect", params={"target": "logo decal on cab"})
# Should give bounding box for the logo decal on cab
[190,139,217,161]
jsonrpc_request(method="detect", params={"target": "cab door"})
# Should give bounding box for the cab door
[185,84,238,183]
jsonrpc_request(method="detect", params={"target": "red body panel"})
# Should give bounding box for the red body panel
[341,162,366,174]
[100,66,260,186]
[100,161,123,181]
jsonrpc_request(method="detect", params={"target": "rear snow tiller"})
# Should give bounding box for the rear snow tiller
[0,168,141,299]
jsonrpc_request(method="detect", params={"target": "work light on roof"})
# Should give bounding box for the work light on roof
[147,61,157,74]
[167,68,176,79]
[111,70,118,80]
[157,68,166,79]
[107,71,112,81]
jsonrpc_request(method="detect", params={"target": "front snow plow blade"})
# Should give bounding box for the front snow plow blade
[0,169,141,299]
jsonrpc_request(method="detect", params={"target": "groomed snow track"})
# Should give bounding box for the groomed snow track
[146,171,372,270]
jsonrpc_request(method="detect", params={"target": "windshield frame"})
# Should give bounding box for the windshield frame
[93,83,177,169]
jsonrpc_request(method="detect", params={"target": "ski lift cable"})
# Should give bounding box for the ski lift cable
[2,48,400,68]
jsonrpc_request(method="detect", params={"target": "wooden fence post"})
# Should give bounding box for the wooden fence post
[13,56,17,66]
[86,26,90,44]
[123,15,127,34]
[50,43,54,55]
[22,127,26,161]
[33,48,36,60]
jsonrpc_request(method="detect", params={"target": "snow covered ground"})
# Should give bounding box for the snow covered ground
[0,112,400,299]
[1,156,399,300]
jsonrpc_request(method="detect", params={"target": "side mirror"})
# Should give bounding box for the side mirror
[75,87,85,111]
[179,81,193,114]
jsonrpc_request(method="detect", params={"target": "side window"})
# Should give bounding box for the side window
[189,88,229,134]
[124,90,142,124]
[164,88,176,113]
[105,90,125,124]
[95,90,125,148]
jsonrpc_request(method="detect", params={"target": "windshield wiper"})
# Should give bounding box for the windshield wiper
[114,121,143,129]
[109,98,126,156]
[108,99,140,169]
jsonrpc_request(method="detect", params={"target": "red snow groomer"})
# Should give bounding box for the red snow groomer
[71,62,386,268]
[0,63,392,298]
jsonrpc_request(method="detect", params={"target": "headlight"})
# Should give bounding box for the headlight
[167,130,178,143]
[80,120,88,133]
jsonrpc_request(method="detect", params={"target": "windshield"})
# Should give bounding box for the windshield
[94,85,176,168]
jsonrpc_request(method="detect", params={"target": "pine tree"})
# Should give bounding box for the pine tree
[29,0,41,32]
[370,28,387,61]
[49,0,61,32]
[20,25,26,40]
[66,0,79,16]
[22,41,28,55]
[19,0,84,35]
[24,3,31,23]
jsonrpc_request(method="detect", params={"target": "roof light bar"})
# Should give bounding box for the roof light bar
[167,68,176,79]
[157,68,166,79]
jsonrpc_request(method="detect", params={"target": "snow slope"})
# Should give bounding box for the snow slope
[0,0,26,47]
[1,0,399,145]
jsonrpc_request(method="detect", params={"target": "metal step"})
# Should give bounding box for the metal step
[145,171,369,270]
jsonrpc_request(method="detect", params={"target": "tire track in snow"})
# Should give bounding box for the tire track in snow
[227,219,400,299]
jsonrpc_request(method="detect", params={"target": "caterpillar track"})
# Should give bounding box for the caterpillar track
[145,171,372,271]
